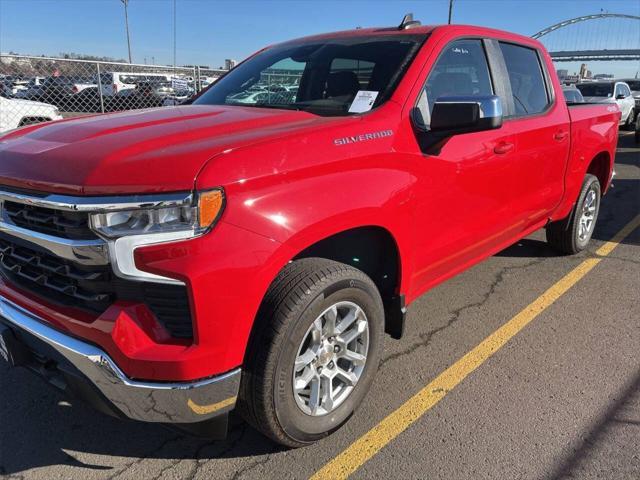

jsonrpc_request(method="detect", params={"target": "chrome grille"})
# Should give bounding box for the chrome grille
[3,201,96,240]
[0,199,194,339]
[0,235,113,311]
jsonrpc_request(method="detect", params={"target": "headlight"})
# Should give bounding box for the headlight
[90,189,224,239]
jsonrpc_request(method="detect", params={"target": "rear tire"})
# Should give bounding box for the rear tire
[238,258,384,447]
[546,174,601,254]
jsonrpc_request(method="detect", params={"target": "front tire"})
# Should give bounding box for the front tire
[624,109,635,130]
[546,174,601,254]
[238,258,384,447]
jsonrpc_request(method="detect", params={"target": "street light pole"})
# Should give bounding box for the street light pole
[448,0,454,24]
[121,0,132,63]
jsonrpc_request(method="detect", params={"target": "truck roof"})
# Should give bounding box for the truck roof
[278,23,544,50]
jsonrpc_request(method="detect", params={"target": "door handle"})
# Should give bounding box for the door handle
[494,142,514,155]
[554,131,569,141]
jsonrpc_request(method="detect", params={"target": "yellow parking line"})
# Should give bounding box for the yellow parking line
[311,214,640,480]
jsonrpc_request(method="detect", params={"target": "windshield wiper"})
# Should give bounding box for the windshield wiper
[252,103,303,111]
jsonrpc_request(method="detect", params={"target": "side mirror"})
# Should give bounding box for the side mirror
[412,95,503,154]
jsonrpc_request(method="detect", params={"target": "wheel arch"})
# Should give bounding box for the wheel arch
[586,151,612,193]
[292,225,405,339]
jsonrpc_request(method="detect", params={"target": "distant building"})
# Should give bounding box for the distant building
[593,73,614,80]
[225,59,237,70]
[557,69,568,80]
[579,63,588,80]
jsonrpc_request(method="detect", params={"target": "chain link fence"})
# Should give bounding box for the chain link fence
[0,54,226,132]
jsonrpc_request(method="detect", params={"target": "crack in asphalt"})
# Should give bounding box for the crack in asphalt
[229,454,273,480]
[379,257,547,369]
[148,424,250,480]
[183,424,249,480]
[104,434,183,480]
[589,252,640,265]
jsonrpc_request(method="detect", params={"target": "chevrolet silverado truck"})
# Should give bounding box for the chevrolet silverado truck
[0,17,620,447]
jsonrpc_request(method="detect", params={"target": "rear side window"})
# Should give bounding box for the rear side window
[499,42,549,116]
[416,39,493,127]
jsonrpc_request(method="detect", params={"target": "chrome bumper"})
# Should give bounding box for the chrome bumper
[0,294,240,424]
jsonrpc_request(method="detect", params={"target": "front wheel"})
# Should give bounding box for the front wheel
[624,109,636,130]
[546,174,601,254]
[238,258,384,447]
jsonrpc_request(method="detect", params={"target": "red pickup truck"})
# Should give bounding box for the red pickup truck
[0,18,620,447]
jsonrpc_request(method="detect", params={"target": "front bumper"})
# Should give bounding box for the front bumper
[0,293,241,424]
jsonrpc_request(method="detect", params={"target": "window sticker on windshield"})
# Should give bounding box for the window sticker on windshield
[348,90,379,113]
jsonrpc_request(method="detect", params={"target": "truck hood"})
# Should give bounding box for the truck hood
[0,105,325,195]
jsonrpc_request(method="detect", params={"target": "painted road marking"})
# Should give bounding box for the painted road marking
[311,214,640,480]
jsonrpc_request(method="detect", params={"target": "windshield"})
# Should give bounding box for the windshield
[575,83,614,97]
[563,89,583,103]
[194,34,426,116]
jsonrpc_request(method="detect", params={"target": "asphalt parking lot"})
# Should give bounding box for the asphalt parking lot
[1,131,638,480]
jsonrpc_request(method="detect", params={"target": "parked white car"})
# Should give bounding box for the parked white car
[619,79,640,120]
[14,77,46,98]
[97,72,172,96]
[575,81,636,129]
[0,96,62,133]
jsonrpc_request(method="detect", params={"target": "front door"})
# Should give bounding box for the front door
[404,38,522,294]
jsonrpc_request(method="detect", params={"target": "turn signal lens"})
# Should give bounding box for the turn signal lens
[198,189,224,228]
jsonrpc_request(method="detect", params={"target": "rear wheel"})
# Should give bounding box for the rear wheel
[546,174,601,254]
[238,258,384,447]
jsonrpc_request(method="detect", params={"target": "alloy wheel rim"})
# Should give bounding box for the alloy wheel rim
[292,301,369,416]
[578,188,598,241]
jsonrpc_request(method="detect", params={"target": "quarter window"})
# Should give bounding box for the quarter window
[499,42,549,116]
[416,39,493,127]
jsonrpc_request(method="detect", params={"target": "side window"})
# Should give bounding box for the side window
[499,42,549,116]
[623,85,631,97]
[614,84,622,97]
[416,39,493,127]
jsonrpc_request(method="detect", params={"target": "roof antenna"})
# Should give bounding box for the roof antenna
[398,13,421,30]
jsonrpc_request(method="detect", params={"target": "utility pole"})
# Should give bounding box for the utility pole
[448,0,454,24]
[121,0,132,63]
[173,0,177,70]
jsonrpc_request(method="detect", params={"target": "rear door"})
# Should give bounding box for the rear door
[495,41,570,231]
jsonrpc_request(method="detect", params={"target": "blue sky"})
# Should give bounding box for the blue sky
[0,0,638,76]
